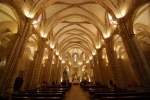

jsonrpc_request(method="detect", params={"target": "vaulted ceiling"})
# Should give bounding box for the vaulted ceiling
[1,0,149,64]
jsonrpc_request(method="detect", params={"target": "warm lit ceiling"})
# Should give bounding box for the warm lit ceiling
[1,0,149,63]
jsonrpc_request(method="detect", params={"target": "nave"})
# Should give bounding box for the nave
[65,85,90,100]
[0,0,150,100]
[9,83,150,100]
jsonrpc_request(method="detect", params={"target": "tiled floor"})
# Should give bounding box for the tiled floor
[65,85,91,100]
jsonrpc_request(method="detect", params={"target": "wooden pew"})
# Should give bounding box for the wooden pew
[100,96,150,100]
[48,84,72,89]
[88,88,128,93]
[19,90,66,95]
[38,87,68,91]
[89,88,136,97]
[12,92,63,97]
[12,96,61,100]
[91,91,150,100]
[12,85,71,100]
[11,93,64,100]
[90,89,136,94]
[81,84,108,91]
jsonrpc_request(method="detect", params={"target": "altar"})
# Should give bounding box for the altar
[72,75,80,85]
[72,80,80,85]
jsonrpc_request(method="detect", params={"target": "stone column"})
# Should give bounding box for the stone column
[49,51,57,84]
[0,18,33,94]
[105,38,126,88]
[29,50,39,89]
[118,18,150,87]
[97,48,110,85]
[55,57,60,83]
[30,38,46,89]
[53,56,59,83]
[39,65,44,84]
[56,60,61,83]
[104,38,115,83]
[93,55,101,83]
[113,52,126,88]
[44,59,51,83]
[46,55,52,84]
[132,35,150,87]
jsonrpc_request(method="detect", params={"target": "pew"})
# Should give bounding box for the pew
[19,90,66,95]
[100,96,150,100]
[11,92,64,100]
[81,84,108,91]
[12,96,61,100]
[38,87,68,91]
[91,91,150,100]
[12,84,71,100]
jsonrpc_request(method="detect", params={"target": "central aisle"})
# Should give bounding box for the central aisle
[65,85,91,100]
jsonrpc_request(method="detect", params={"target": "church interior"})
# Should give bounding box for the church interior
[0,0,150,100]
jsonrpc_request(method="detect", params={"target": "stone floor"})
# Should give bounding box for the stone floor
[65,85,91,100]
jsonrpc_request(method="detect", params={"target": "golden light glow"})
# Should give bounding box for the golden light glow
[43,55,48,60]
[52,60,55,64]
[23,9,34,18]
[102,54,105,59]
[121,55,124,59]
[30,56,33,60]
[62,60,65,63]
[59,56,62,60]
[116,8,127,18]
[69,62,71,65]
[82,68,85,71]
[104,33,110,38]
[50,42,55,49]
[92,49,96,55]
[96,43,101,49]
[78,62,82,65]
[89,78,91,82]
[32,20,38,25]
[89,55,93,60]
[86,60,89,63]
[41,31,46,38]
[114,47,116,51]
[56,50,59,55]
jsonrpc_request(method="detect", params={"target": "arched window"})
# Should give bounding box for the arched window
[74,54,77,62]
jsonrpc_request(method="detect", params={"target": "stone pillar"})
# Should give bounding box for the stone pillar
[29,50,39,89]
[93,55,101,83]
[49,51,57,84]
[53,56,59,83]
[97,48,110,85]
[113,52,126,88]
[56,60,61,84]
[90,59,95,83]
[30,38,46,89]
[39,65,44,84]
[45,49,53,84]
[0,18,33,95]
[55,57,60,83]
[132,35,150,87]
[104,38,115,83]
[105,38,126,88]
[118,18,150,87]
[44,59,51,83]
